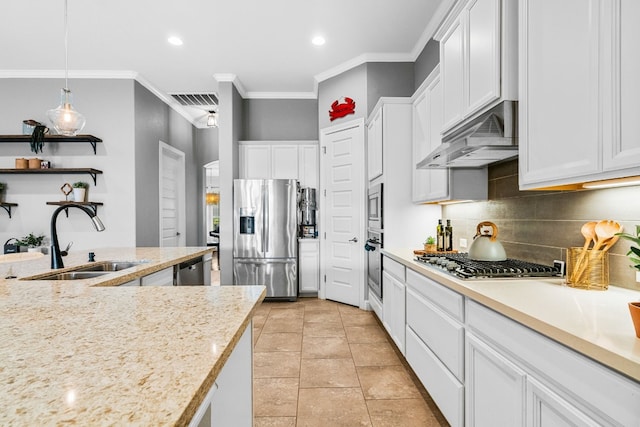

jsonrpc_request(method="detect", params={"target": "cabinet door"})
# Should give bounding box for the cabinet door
[466,0,501,115]
[382,270,405,354]
[412,90,431,202]
[466,332,526,427]
[241,145,271,179]
[140,267,174,286]
[367,109,383,181]
[526,377,601,427]
[382,271,395,337]
[271,145,299,180]
[603,0,640,171]
[519,0,602,188]
[298,144,319,189]
[441,17,465,132]
[298,240,319,293]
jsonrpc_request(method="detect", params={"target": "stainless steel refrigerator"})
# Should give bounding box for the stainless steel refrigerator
[233,179,298,300]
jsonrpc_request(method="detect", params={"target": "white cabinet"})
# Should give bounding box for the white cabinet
[366,108,383,182]
[239,141,319,188]
[526,377,601,427]
[298,239,319,294]
[465,332,526,427]
[190,323,253,427]
[119,278,140,286]
[412,67,488,203]
[140,267,174,286]
[381,256,406,354]
[436,0,517,134]
[519,0,640,189]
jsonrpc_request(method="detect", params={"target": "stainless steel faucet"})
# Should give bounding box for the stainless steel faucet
[50,204,105,269]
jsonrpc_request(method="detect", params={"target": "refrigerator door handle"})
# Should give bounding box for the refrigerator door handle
[263,185,269,253]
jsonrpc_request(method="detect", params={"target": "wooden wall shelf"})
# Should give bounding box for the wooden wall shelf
[0,135,102,155]
[47,201,103,216]
[0,202,18,218]
[0,168,103,185]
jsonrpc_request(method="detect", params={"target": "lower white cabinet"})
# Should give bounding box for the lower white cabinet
[298,239,319,294]
[140,267,174,286]
[465,332,526,427]
[382,256,406,354]
[190,322,253,427]
[526,377,601,427]
[119,278,140,286]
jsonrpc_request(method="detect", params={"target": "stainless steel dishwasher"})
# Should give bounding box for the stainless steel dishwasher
[175,253,212,286]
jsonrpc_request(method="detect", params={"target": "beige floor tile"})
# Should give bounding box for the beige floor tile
[262,317,304,333]
[340,312,379,327]
[302,322,346,338]
[302,336,352,359]
[254,303,272,316]
[253,327,263,345]
[344,325,389,344]
[299,358,360,388]
[304,310,343,324]
[254,352,301,378]
[268,307,305,320]
[297,388,372,427]
[357,366,422,400]
[254,332,302,352]
[350,342,401,366]
[301,299,340,312]
[253,417,297,427]
[336,303,365,315]
[253,313,268,329]
[254,378,299,417]
[366,398,445,427]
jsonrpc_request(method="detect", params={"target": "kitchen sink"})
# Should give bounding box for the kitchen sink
[32,271,112,281]
[75,261,148,272]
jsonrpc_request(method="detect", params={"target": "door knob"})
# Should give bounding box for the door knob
[349,237,358,242]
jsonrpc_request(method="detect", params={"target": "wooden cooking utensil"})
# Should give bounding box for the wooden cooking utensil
[573,220,623,284]
[569,221,597,282]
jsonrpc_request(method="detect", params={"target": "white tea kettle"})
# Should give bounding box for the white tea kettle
[468,221,507,261]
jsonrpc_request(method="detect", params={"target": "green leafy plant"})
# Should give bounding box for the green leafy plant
[0,182,5,191]
[17,233,45,248]
[616,225,640,271]
[72,181,89,189]
[424,236,436,245]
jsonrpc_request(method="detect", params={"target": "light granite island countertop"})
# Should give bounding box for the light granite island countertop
[0,247,266,425]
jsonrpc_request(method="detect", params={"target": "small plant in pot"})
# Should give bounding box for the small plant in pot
[17,233,46,253]
[72,181,89,202]
[424,236,437,252]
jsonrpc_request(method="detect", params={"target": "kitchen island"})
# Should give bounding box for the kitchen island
[0,247,266,425]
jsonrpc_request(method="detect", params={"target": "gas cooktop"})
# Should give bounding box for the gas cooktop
[414,252,561,280]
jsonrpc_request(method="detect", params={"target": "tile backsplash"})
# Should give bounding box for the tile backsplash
[442,159,640,290]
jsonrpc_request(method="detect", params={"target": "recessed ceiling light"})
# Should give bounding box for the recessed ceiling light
[168,36,183,46]
[312,36,326,46]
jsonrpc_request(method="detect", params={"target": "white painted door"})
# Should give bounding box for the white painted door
[320,119,365,307]
[159,141,186,247]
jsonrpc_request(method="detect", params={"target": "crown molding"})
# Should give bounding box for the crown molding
[410,0,457,58]
[244,91,317,100]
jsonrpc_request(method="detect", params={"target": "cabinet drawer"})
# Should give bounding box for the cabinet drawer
[382,256,405,281]
[406,269,463,321]
[406,288,464,381]
[406,327,464,427]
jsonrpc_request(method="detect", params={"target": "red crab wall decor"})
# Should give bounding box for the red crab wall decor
[329,97,356,121]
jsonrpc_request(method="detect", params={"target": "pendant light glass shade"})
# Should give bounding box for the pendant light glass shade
[47,88,86,136]
[206,111,218,128]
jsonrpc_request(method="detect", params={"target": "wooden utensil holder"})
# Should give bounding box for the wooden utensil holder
[566,247,609,290]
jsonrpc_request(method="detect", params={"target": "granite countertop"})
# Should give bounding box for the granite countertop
[0,247,266,425]
[383,248,640,383]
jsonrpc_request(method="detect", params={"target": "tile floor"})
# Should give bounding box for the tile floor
[252,298,449,427]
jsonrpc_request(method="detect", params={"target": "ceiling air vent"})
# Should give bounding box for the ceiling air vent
[171,93,219,108]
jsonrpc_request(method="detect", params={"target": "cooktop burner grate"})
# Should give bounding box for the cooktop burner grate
[414,253,561,279]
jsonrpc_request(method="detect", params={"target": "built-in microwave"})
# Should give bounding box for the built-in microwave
[367,183,383,231]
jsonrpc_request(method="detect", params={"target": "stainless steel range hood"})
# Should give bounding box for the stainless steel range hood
[417,101,518,169]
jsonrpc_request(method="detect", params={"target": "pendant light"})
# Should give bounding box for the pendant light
[206,110,218,128]
[47,0,86,136]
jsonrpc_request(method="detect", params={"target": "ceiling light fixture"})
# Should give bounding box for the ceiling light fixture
[206,110,218,128]
[168,36,183,46]
[46,0,86,136]
[312,36,326,46]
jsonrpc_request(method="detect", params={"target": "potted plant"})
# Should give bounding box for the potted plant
[72,181,89,202]
[0,182,5,203]
[424,236,437,252]
[17,233,46,253]
[617,225,640,282]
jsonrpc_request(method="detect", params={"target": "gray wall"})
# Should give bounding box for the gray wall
[243,99,319,140]
[414,39,440,91]
[366,62,415,115]
[318,64,368,129]
[133,82,198,246]
[442,159,640,290]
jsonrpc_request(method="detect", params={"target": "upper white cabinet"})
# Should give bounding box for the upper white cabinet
[239,141,318,188]
[436,0,517,134]
[366,108,383,182]
[519,0,640,189]
[412,67,488,203]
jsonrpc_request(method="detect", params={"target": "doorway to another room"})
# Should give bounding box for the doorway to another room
[159,141,186,247]
[205,161,220,285]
